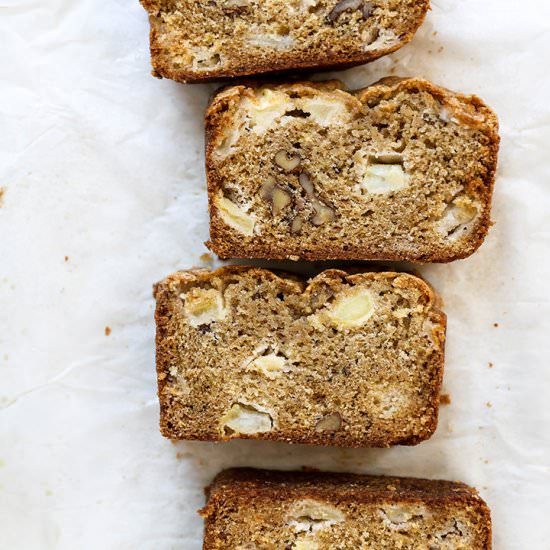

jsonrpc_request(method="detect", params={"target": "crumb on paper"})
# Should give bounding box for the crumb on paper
[447,422,453,433]
[199,253,213,264]
[432,31,438,36]
[493,322,499,327]
[486,402,492,408]
[488,362,494,369]
[438,46,444,53]
[104,326,111,336]
[440,393,451,406]
[64,256,69,262]
[0,187,5,207]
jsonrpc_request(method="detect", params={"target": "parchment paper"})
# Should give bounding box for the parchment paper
[1,0,550,548]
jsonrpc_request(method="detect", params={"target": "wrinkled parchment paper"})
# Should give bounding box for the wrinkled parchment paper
[1,0,550,547]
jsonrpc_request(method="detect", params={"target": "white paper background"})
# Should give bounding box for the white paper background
[1,0,550,548]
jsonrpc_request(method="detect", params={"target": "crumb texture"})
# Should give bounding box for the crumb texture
[140,0,429,81]
[200,469,492,550]
[154,266,446,447]
[206,78,499,262]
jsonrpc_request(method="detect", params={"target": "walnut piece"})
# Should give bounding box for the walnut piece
[275,149,301,171]
[297,173,335,225]
[260,178,292,215]
[299,172,315,196]
[291,216,303,235]
[311,200,335,225]
[327,0,362,22]
[272,187,292,215]
[259,177,276,200]
[314,412,342,432]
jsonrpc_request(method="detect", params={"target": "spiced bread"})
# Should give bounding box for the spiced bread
[205,78,499,262]
[140,0,429,83]
[154,266,446,447]
[200,468,492,549]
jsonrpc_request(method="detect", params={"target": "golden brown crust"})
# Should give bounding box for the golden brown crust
[205,77,500,263]
[140,1,430,83]
[154,265,446,448]
[200,468,492,549]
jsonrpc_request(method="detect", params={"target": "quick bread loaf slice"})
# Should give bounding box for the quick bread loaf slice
[154,266,446,447]
[140,0,429,83]
[205,78,500,262]
[200,468,492,549]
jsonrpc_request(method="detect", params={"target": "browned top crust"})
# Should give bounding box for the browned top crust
[203,467,489,509]
[140,0,430,83]
[205,77,500,263]
[206,77,499,137]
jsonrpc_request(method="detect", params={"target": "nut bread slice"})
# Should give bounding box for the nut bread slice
[140,0,429,83]
[200,468,492,549]
[206,78,500,262]
[154,266,446,447]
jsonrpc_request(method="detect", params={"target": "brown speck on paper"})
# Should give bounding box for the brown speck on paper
[440,393,451,406]
[486,401,493,408]
[200,253,213,264]
[104,326,111,336]
[488,362,494,369]
[64,256,69,262]
[0,187,5,207]
[493,322,499,327]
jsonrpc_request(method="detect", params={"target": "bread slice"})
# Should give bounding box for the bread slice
[140,0,429,83]
[200,468,492,549]
[154,266,446,447]
[205,78,499,262]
